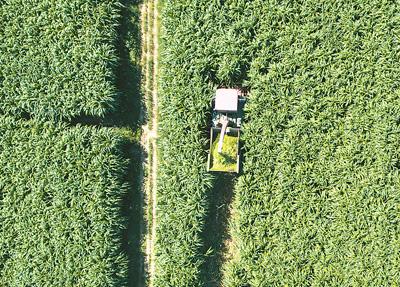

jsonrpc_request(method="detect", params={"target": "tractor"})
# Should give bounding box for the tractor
[207,88,246,173]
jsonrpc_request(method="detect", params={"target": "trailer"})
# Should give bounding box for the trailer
[207,88,246,173]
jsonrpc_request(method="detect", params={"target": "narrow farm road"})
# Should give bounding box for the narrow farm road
[149,0,159,282]
[139,0,159,286]
[137,4,147,287]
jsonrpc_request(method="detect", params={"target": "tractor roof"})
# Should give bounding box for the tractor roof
[215,88,240,112]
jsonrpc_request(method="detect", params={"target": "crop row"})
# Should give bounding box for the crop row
[0,0,122,120]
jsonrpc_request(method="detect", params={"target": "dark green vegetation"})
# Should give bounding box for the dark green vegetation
[115,0,142,130]
[0,0,143,286]
[0,117,129,286]
[160,0,400,286]
[202,175,235,287]
[0,0,121,120]
[114,1,143,286]
[156,2,212,285]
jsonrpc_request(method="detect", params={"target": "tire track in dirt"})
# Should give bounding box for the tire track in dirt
[149,0,159,283]
[139,0,159,286]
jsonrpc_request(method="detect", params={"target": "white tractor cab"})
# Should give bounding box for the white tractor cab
[207,88,246,173]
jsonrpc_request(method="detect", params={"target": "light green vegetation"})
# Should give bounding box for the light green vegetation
[0,0,143,286]
[224,1,400,286]
[0,0,122,120]
[156,0,260,285]
[159,0,400,286]
[0,117,129,286]
[210,134,238,172]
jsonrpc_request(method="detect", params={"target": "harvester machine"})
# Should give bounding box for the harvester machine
[207,88,246,173]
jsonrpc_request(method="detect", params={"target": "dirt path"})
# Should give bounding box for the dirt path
[149,0,159,282]
[137,4,147,287]
[140,0,159,286]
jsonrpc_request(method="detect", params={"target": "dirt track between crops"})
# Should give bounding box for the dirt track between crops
[149,0,159,283]
[139,0,159,286]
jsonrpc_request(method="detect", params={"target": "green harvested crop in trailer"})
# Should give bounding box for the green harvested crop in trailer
[210,134,237,172]
[0,0,122,120]
[0,117,129,286]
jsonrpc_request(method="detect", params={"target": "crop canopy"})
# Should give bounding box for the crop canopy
[0,116,129,287]
[0,0,122,120]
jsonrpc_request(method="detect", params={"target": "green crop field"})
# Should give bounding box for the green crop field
[224,1,400,286]
[155,18,213,286]
[156,1,259,285]
[0,0,142,286]
[1,0,400,286]
[0,0,122,120]
[0,117,129,286]
[158,0,400,286]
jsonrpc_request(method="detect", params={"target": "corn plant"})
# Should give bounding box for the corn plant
[0,0,122,120]
[0,116,130,287]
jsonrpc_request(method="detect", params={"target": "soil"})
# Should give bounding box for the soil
[139,0,159,286]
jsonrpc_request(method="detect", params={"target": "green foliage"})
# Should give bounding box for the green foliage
[224,1,400,286]
[0,116,129,286]
[156,1,262,285]
[210,134,237,172]
[0,0,122,120]
[160,0,400,285]
[155,72,213,286]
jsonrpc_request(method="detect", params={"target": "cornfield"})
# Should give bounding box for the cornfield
[0,0,122,120]
[155,1,260,285]
[159,0,400,286]
[0,0,139,286]
[1,0,400,286]
[0,116,130,286]
[224,1,400,286]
